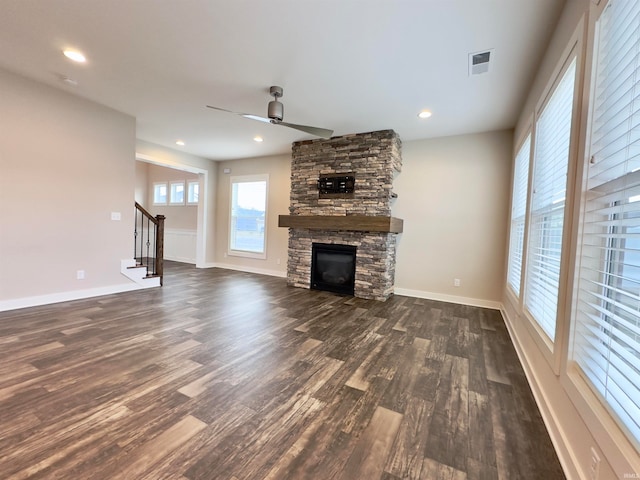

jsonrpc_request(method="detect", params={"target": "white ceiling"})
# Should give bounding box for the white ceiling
[0,0,564,160]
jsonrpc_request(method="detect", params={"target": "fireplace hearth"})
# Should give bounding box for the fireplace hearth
[311,243,356,295]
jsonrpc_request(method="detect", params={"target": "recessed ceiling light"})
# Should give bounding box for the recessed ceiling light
[418,110,432,119]
[175,140,185,146]
[253,136,264,143]
[63,49,86,63]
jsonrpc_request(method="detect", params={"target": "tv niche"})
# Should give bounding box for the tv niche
[311,243,357,296]
[317,174,355,198]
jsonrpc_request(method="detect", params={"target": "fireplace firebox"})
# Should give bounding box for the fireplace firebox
[311,243,356,295]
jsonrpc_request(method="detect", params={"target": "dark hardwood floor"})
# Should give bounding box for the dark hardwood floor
[0,261,565,479]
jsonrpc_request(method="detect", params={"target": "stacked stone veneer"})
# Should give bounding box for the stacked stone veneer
[286,129,402,301]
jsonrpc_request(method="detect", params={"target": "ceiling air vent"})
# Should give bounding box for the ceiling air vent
[469,50,493,76]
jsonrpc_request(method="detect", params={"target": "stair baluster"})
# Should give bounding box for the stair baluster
[134,202,165,286]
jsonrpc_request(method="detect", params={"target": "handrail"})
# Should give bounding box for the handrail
[134,202,158,224]
[134,202,165,285]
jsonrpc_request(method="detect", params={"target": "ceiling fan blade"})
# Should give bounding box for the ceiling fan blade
[207,103,334,138]
[206,105,237,114]
[278,121,333,139]
[206,105,271,123]
[240,114,273,124]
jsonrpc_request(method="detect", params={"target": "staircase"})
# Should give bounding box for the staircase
[121,258,161,287]
[123,202,165,287]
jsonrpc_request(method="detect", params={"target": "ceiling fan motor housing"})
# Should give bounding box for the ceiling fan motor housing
[268,100,283,121]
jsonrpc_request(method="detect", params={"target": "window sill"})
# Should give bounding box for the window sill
[227,250,267,260]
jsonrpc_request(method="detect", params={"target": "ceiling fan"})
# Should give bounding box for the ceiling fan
[206,86,333,139]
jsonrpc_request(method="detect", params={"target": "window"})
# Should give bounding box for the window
[229,175,268,258]
[572,0,640,446]
[187,181,199,204]
[169,181,185,205]
[507,134,531,297]
[524,56,577,341]
[153,182,167,205]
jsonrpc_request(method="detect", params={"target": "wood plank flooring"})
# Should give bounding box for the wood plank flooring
[0,262,565,479]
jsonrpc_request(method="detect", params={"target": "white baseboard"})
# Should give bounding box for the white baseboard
[165,255,196,264]
[209,262,287,278]
[0,282,154,312]
[393,287,502,310]
[196,262,217,269]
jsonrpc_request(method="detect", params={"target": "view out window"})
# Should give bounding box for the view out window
[229,175,268,257]
[572,0,640,446]
[153,182,167,205]
[524,56,577,341]
[187,181,199,204]
[507,134,531,297]
[169,181,185,204]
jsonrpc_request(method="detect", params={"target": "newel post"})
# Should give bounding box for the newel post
[155,214,165,285]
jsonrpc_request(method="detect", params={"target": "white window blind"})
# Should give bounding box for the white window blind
[507,134,531,296]
[572,0,640,446]
[525,56,577,341]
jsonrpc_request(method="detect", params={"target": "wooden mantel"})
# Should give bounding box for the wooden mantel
[278,215,403,233]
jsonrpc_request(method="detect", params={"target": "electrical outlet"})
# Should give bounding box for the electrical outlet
[454,278,461,287]
[276,258,281,265]
[589,447,600,480]
[77,270,85,280]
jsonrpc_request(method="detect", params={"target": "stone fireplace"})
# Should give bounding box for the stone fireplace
[279,129,402,301]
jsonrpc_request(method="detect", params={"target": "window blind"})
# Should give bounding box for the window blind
[507,134,531,296]
[573,0,640,445]
[525,57,577,341]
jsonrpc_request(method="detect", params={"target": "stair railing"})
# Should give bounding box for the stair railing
[134,202,165,285]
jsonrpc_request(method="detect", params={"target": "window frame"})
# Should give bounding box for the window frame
[519,23,584,375]
[187,180,199,205]
[152,181,168,206]
[563,0,640,469]
[169,181,186,205]
[227,174,269,260]
[506,131,533,301]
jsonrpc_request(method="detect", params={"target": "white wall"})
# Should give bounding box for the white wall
[0,68,137,308]
[394,131,512,307]
[145,163,198,230]
[212,132,512,302]
[135,140,217,267]
[502,0,636,478]
[215,154,291,277]
[143,163,199,264]
[135,161,148,205]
